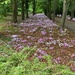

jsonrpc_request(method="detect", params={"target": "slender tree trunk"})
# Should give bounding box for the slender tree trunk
[33,0,36,15]
[46,0,49,17]
[21,0,25,20]
[61,0,67,30]
[71,10,74,20]
[43,0,51,19]
[48,0,51,19]
[70,0,75,20]
[3,1,7,16]
[25,0,29,18]
[43,4,47,15]
[12,0,18,23]
[43,0,48,16]
[53,0,58,22]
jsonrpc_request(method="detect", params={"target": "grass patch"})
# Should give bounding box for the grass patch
[0,36,11,41]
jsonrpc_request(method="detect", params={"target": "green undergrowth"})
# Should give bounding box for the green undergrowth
[0,36,11,42]
[0,16,5,22]
[0,41,75,75]
[0,16,19,34]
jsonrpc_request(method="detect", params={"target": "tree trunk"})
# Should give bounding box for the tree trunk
[33,0,36,15]
[71,10,74,20]
[43,4,47,15]
[3,1,7,16]
[70,0,75,20]
[53,0,58,22]
[61,0,67,30]
[12,0,18,23]
[25,0,29,18]
[43,1,47,16]
[48,0,51,19]
[21,0,25,20]
[43,0,51,19]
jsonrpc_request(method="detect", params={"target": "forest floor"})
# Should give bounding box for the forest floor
[0,14,75,72]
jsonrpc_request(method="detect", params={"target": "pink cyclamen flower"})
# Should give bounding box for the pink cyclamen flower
[17,46,24,49]
[37,50,47,55]
[71,54,75,57]
[56,57,61,61]
[50,47,54,50]
[27,36,31,39]
[71,40,75,45]
[49,37,53,40]
[37,55,42,59]
[27,42,32,46]
[38,38,44,44]
[41,31,47,36]
[64,43,69,47]
[16,44,22,47]
[21,40,27,43]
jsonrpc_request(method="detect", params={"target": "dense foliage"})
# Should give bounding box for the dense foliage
[0,0,75,16]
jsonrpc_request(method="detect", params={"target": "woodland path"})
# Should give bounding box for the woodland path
[55,17,75,32]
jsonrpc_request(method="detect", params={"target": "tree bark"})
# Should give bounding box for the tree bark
[61,0,67,30]
[33,0,36,15]
[53,0,58,22]
[48,0,51,19]
[12,0,18,23]
[25,0,29,18]
[70,0,75,20]
[43,0,51,19]
[43,3,47,15]
[21,0,25,20]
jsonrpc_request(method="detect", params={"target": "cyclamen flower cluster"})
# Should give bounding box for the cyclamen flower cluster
[34,49,47,59]
[37,49,47,55]
[58,28,67,36]
[53,57,61,64]
[38,38,44,44]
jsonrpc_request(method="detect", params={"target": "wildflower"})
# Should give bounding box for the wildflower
[38,38,44,44]
[37,55,42,59]
[20,29,25,32]
[27,42,32,46]
[21,40,27,43]
[52,40,56,45]
[11,35,18,38]
[71,40,75,45]
[37,49,47,55]
[49,37,53,40]
[61,49,65,53]
[27,36,31,39]
[49,47,54,50]
[41,31,47,36]
[46,42,52,46]
[17,45,24,51]
[64,43,69,47]
[16,44,22,47]
[71,54,75,57]
[56,57,61,61]
[34,53,37,57]
[59,43,64,47]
